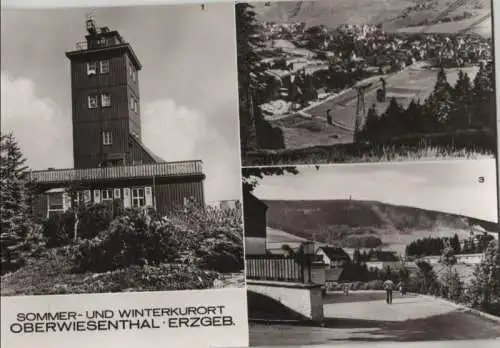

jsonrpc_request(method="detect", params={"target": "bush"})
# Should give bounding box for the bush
[20,223,46,258]
[169,205,244,273]
[42,212,75,248]
[72,210,181,273]
[76,203,114,240]
[140,264,219,290]
[71,204,243,274]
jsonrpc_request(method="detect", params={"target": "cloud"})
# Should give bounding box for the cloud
[1,71,73,169]
[1,74,242,203]
[141,99,242,203]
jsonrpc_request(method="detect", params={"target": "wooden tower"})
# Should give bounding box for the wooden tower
[65,17,155,169]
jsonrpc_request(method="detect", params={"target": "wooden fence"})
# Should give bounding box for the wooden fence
[245,255,306,283]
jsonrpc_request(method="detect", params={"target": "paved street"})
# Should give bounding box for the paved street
[249,292,500,347]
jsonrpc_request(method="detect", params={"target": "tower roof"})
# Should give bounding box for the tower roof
[66,20,142,70]
[66,42,142,70]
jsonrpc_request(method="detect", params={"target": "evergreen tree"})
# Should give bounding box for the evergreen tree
[477,233,494,253]
[472,62,495,128]
[353,248,361,263]
[462,238,470,254]
[467,240,500,309]
[361,104,380,141]
[416,261,440,295]
[382,97,404,139]
[450,233,461,255]
[399,266,410,283]
[469,237,476,254]
[0,133,32,273]
[450,70,473,129]
[423,66,453,128]
[448,269,464,302]
[440,240,458,299]
[402,99,421,134]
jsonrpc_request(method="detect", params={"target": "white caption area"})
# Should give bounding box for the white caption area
[1,288,248,348]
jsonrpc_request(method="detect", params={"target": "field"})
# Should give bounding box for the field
[253,0,492,36]
[394,11,492,37]
[271,64,481,150]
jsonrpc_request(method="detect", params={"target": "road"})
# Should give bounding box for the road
[249,292,500,347]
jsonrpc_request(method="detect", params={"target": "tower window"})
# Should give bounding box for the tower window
[100,60,109,74]
[129,63,136,82]
[101,93,111,108]
[88,95,98,109]
[86,62,97,76]
[133,100,138,113]
[130,97,134,111]
[102,131,112,145]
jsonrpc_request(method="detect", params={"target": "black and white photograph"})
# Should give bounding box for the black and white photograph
[242,160,500,346]
[237,0,497,166]
[0,2,245,296]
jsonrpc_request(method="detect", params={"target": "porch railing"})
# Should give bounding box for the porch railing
[245,255,306,283]
[29,160,203,184]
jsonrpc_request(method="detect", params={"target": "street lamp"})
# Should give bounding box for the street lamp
[303,241,315,284]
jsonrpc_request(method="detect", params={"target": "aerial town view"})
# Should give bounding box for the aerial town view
[237,0,496,166]
[243,161,500,346]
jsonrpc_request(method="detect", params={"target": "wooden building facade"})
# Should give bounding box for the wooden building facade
[243,190,267,255]
[29,19,206,219]
[31,161,205,219]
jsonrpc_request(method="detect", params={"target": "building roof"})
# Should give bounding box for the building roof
[317,247,351,262]
[243,190,268,211]
[129,134,164,163]
[66,43,142,70]
[29,160,204,184]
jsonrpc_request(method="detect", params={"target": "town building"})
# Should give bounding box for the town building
[30,18,205,219]
[316,246,351,267]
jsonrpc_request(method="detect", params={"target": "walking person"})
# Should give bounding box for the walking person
[326,109,333,125]
[383,278,394,304]
[343,283,349,296]
[397,281,404,296]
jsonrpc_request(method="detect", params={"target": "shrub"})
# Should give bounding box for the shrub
[42,212,75,248]
[72,210,181,273]
[20,222,46,258]
[140,264,219,290]
[169,205,244,273]
[76,203,114,240]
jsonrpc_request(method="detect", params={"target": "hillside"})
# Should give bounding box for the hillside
[262,199,497,253]
[252,0,491,35]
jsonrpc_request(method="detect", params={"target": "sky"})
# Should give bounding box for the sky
[252,159,499,223]
[0,3,242,204]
